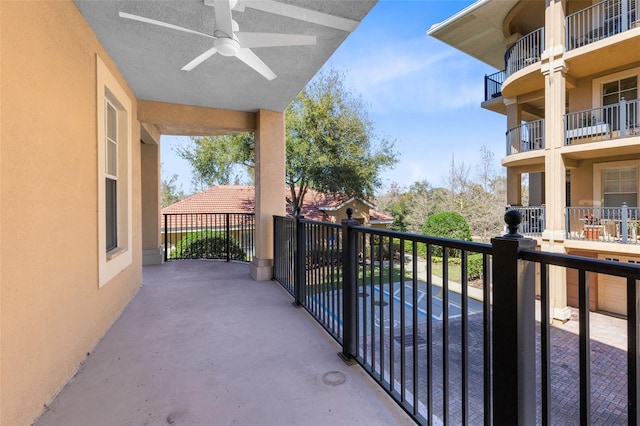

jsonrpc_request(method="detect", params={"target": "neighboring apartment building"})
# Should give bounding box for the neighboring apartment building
[162,185,393,226]
[430,0,640,321]
[0,2,375,424]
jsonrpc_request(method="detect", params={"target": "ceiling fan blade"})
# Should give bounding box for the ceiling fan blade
[119,12,215,39]
[236,32,316,48]
[235,48,277,80]
[238,0,359,32]
[181,47,218,71]
[210,0,235,38]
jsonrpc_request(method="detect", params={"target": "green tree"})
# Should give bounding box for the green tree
[176,133,254,190]
[161,174,186,208]
[421,211,472,257]
[375,182,409,231]
[177,69,397,212]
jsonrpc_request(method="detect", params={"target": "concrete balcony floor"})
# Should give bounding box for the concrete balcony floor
[36,260,413,426]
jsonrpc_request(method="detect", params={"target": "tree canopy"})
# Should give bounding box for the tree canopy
[376,146,507,242]
[176,69,397,212]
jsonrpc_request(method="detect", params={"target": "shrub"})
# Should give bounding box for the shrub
[431,253,484,281]
[421,212,472,257]
[467,253,484,281]
[173,231,245,260]
[403,240,427,259]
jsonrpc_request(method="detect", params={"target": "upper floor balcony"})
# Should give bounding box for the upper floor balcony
[504,28,544,79]
[507,204,640,246]
[506,119,545,156]
[567,0,639,51]
[484,70,505,102]
[566,205,640,244]
[564,98,640,146]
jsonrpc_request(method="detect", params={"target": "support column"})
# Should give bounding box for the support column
[140,123,163,265]
[540,0,571,322]
[506,168,522,206]
[505,98,523,206]
[250,109,285,281]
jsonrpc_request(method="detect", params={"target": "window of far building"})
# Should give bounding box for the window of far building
[593,69,639,131]
[602,166,638,207]
[602,76,637,106]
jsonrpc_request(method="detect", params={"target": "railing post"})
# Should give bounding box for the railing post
[293,209,306,307]
[491,210,537,425]
[340,208,358,364]
[225,213,231,262]
[484,73,488,101]
[622,203,629,244]
[164,214,168,262]
[621,97,627,138]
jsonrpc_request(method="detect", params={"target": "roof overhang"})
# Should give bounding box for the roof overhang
[427,0,519,69]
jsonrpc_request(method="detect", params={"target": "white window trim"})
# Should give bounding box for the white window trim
[592,66,640,107]
[97,55,133,288]
[593,159,640,207]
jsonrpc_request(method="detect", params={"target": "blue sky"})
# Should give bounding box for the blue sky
[161,0,504,195]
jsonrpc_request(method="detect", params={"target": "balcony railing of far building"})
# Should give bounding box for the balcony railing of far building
[504,28,544,78]
[505,205,545,236]
[485,0,637,103]
[506,119,545,156]
[484,70,505,101]
[567,0,639,50]
[565,98,640,145]
[567,205,640,244]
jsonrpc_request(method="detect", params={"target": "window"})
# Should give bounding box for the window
[602,76,637,106]
[97,56,132,287]
[603,166,638,207]
[594,70,639,133]
[105,100,118,251]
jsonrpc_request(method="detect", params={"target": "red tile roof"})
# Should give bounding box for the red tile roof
[161,185,392,225]
[163,185,255,214]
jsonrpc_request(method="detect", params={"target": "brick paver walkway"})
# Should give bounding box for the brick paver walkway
[361,301,628,425]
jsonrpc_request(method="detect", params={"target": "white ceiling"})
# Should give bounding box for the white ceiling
[74,0,376,113]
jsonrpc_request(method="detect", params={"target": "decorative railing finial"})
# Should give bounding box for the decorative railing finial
[504,209,523,238]
[346,208,353,220]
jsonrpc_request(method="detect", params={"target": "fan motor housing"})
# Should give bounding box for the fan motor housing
[215,37,239,56]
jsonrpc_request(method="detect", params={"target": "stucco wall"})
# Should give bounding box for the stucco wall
[1,2,142,424]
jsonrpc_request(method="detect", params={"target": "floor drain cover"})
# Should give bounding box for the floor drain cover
[373,300,389,306]
[358,292,369,297]
[322,371,347,386]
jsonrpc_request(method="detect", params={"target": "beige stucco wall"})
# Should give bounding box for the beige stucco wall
[327,200,372,224]
[1,2,142,424]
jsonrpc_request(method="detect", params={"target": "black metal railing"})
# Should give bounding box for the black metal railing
[273,215,296,295]
[484,70,505,101]
[162,213,255,262]
[504,28,544,78]
[565,98,640,145]
[506,119,545,155]
[567,0,638,50]
[566,205,640,244]
[273,209,640,425]
[275,211,493,424]
[516,249,640,425]
[506,205,545,236]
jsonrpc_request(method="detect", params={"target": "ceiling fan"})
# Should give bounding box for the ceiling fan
[119,0,359,80]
